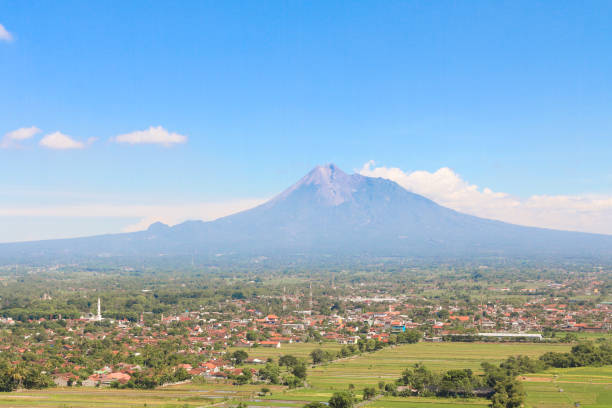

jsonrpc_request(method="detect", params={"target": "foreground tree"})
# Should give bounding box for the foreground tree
[490,378,525,408]
[279,354,298,367]
[328,391,355,408]
[310,349,325,364]
[292,362,308,380]
[231,350,249,365]
[258,362,281,384]
[363,386,377,400]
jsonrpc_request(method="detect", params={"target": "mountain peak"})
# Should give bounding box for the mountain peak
[267,164,361,207]
[147,221,170,232]
[273,164,359,206]
[305,163,346,182]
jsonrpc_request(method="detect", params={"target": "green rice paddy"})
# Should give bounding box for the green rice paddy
[1,341,610,408]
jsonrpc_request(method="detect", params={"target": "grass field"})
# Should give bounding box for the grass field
[2,341,611,408]
[368,396,490,408]
[0,383,262,407]
[256,341,574,407]
[522,365,612,408]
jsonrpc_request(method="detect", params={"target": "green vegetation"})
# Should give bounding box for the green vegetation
[541,342,612,368]
[0,262,609,407]
[0,341,610,407]
[523,365,612,408]
[0,361,52,391]
[328,390,356,408]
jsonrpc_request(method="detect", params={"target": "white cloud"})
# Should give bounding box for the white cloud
[39,131,85,150]
[1,126,41,148]
[113,126,187,147]
[0,24,13,42]
[0,198,267,233]
[5,126,40,141]
[359,160,612,235]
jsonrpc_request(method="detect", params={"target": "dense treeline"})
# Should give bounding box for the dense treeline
[257,354,308,389]
[540,342,612,368]
[397,364,485,397]
[491,342,612,374]
[387,362,524,408]
[0,360,53,392]
[0,332,212,391]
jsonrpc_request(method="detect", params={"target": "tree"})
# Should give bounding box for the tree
[235,369,252,385]
[231,291,245,300]
[284,374,303,388]
[310,349,325,364]
[0,361,17,391]
[437,310,450,320]
[384,382,397,394]
[328,391,355,408]
[279,354,299,367]
[363,386,377,400]
[292,363,307,380]
[173,367,191,382]
[231,350,249,365]
[490,378,524,408]
[438,369,475,397]
[397,329,421,344]
[0,361,52,391]
[259,363,281,384]
[399,364,437,395]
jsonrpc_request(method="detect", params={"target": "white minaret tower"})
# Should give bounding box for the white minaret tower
[309,282,313,311]
[96,297,102,321]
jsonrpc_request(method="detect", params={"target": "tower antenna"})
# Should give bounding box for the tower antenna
[96,297,102,321]
[309,282,313,311]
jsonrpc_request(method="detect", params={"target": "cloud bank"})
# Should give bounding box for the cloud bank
[359,161,612,235]
[1,126,41,148]
[114,126,187,146]
[0,24,12,42]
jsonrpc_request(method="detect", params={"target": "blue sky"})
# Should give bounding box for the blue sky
[1,1,612,241]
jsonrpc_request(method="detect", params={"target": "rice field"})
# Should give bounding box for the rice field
[2,341,610,408]
[522,365,612,408]
[256,341,574,407]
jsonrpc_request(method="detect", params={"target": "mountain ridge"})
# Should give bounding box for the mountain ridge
[1,163,611,263]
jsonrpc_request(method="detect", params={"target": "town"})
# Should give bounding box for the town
[0,264,609,402]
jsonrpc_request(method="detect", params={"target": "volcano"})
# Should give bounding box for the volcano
[2,164,611,263]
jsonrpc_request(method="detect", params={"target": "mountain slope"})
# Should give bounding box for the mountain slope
[1,164,611,262]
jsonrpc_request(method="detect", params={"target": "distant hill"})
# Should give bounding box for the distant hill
[1,164,611,264]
